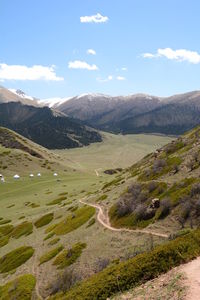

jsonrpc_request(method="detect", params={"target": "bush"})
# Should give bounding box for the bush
[0,246,34,273]
[50,268,81,295]
[0,274,36,299]
[50,229,200,300]
[34,213,54,228]
[11,221,33,239]
[94,258,110,273]
[0,219,11,225]
[44,232,55,241]
[155,198,171,220]
[48,238,60,246]
[46,206,95,236]
[191,183,200,197]
[0,235,9,248]
[53,243,86,269]
[97,194,108,202]
[47,196,67,206]
[39,245,63,265]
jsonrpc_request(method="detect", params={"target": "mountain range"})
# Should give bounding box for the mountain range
[49,91,200,135]
[2,86,200,148]
[0,87,102,149]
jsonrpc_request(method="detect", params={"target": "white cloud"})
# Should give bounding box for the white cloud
[68,60,98,71]
[87,49,96,55]
[117,76,126,81]
[0,63,64,81]
[142,48,200,64]
[121,67,127,71]
[97,75,113,82]
[142,53,155,58]
[80,13,109,23]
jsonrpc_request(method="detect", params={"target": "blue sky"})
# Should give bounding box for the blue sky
[1,0,200,98]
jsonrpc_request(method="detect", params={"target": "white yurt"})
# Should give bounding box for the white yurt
[29,174,34,178]
[53,173,58,176]
[13,174,20,179]
[37,173,41,177]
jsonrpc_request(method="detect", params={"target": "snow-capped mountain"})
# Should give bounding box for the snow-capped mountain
[9,89,36,101]
[38,97,73,108]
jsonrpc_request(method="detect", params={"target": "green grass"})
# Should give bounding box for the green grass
[97,194,108,202]
[56,133,172,173]
[138,156,182,181]
[161,177,198,205]
[0,236,9,248]
[34,213,54,228]
[102,178,122,190]
[86,218,96,228]
[109,205,153,229]
[0,274,36,300]
[53,242,86,269]
[51,229,200,300]
[46,206,95,236]
[11,221,33,239]
[39,245,64,265]
[109,181,168,229]
[48,237,60,246]
[0,219,11,225]
[0,246,34,273]
[47,196,67,206]
[0,225,13,236]
[44,232,55,241]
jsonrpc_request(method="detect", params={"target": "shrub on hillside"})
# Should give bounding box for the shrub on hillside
[0,246,34,273]
[50,229,200,300]
[34,213,54,228]
[50,268,81,295]
[0,274,36,299]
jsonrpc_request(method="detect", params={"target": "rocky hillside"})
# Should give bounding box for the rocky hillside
[0,102,102,149]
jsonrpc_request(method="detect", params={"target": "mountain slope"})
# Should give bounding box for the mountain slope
[0,102,102,149]
[106,125,200,232]
[52,91,200,135]
[57,93,162,131]
[0,86,38,106]
[0,127,65,175]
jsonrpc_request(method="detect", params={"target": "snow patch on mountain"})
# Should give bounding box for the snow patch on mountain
[38,97,73,108]
[9,89,35,101]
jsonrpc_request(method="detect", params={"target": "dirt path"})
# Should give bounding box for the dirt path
[80,199,169,238]
[181,257,200,300]
[31,227,44,300]
[95,169,99,177]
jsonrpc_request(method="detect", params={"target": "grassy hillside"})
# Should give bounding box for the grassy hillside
[107,126,200,233]
[0,101,102,149]
[0,127,67,176]
[0,128,172,299]
[48,125,200,300]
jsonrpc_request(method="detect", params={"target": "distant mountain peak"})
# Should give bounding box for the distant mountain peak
[9,88,35,101]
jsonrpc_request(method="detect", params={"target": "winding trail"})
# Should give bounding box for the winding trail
[80,199,169,238]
